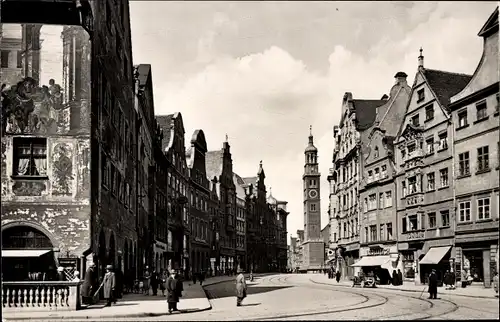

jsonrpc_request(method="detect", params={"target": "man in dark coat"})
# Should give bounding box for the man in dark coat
[81,262,98,304]
[428,269,438,299]
[103,265,116,306]
[166,269,179,313]
[335,270,341,283]
[392,270,398,286]
[151,269,159,296]
[397,269,403,285]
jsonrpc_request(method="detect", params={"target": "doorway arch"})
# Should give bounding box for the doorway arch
[109,233,116,267]
[2,225,57,281]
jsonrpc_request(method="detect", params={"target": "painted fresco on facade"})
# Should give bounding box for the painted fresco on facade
[1,24,91,135]
[1,23,91,201]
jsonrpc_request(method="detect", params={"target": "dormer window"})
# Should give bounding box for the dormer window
[374,147,379,158]
[417,89,425,102]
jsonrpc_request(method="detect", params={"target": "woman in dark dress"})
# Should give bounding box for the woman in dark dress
[392,270,398,286]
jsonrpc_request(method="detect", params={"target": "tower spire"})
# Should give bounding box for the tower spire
[225,133,228,142]
[418,47,424,70]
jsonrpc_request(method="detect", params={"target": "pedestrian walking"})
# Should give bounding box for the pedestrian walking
[200,270,206,285]
[428,269,438,299]
[81,262,98,305]
[167,269,180,313]
[159,269,167,296]
[103,265,116,306]
[392,270,398,286]
[335,270,341,283]
[143,266,151,295]
[151,269,159,296]
[235,267,247,307]
[192,271,197,285]
[397,269,403,285]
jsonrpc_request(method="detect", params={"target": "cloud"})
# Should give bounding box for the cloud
[133,1,497,240]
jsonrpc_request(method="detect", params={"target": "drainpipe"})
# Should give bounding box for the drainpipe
[450,117,458,281]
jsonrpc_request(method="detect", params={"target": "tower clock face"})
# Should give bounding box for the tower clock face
[309,189,318,199]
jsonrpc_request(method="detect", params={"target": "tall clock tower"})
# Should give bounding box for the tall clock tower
[301,126,325,272]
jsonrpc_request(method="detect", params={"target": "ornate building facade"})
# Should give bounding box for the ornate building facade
[356,72,411,278]
[205,140,237,273]
[1,0,138,281]
[448,8,499,288]
[157,113,190,275]
[394,51,472,285]
[186,130,211,274]
[330,93,386,278]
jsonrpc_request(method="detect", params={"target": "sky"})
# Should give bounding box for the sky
[129,1,497,241]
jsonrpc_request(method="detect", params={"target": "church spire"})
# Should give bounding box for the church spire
[305,125,317,153]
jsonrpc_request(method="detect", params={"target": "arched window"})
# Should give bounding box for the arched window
[2,226,53,249]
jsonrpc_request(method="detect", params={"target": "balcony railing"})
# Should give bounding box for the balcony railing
[2,281,81,312]
[406,192,424,207]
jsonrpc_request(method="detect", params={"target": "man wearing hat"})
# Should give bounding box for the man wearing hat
[235,267,247,307]
[103,265,116,307]
[428,269,438,299]
[166,268,180,313]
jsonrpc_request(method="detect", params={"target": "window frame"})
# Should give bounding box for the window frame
[12,137,48,179]
[458,109,468,128]
[428,212,437,229]
[440,210,450,227]
[458,201,471,223]
[425,104,434,121]
[476,100,487,120]
[477,146,489,172]
[458,151,470,176]
[477,197,490,220]
[427,172,435,191]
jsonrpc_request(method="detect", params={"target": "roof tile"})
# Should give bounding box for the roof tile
[156,114,174,153]
[352,99,387,130]
[423,69,472,108]
[205,150,223,181]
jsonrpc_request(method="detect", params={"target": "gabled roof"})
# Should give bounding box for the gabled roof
[205,150,223,181]
[156,114,175,153]
[423,69,472,108]
[352,99,387,130]
[478,6,499,38]
[233,173,247,199]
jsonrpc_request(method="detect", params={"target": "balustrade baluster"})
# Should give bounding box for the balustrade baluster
[29,288,34,307]
[50,287,54,307]
[53,288,58,307]
[34,287,40,307]
[23,289,28,307]
[57,288,62,307]
[64,288,69,306]
[15,289,20,307]
[6,288,11,307]
[40,287,46,306]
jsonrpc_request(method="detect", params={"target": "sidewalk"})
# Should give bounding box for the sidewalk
[3,273,270,321]
[310,274,498,299]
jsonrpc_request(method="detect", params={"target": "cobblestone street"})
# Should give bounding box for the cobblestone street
[10,274,496,321]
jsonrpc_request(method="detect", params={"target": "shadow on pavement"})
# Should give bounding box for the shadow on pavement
[205,283,292,300]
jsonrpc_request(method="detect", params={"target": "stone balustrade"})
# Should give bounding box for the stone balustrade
[2,281,81,312]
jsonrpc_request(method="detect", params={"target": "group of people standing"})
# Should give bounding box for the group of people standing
[327,268,342,283]
[391,269,404,286]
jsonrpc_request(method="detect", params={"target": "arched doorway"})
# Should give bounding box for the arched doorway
[109,233,116,267]
[2,225,56,281]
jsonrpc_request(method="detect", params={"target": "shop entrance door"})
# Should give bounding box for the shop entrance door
[463,250,484,284]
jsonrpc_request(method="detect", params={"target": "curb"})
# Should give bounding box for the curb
[311,278,497,299]
[4,274,277,321]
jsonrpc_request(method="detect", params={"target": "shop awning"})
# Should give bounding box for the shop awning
[351,255,391,267]
[2,249,52,258]
[419,246,451,265]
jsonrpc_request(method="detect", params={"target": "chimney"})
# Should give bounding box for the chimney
[380,94,389,100]
[394,71,408,86]
[418,47,424,70]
